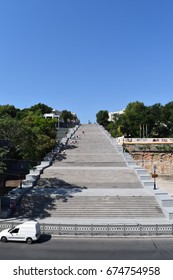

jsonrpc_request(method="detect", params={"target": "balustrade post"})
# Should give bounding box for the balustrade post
[124,224,126,236]
[139,224,142,236]
[156,224,158,235]
[59,224,61,235]
[107,225,110,236]
[91,224,93,236]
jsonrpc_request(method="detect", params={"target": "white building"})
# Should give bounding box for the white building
[44,109,62,119]
[108,109,124,121]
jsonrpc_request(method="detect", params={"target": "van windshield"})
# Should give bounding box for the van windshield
[8,227,15,232]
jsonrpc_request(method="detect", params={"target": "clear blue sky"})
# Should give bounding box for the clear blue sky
[0,0,173,123]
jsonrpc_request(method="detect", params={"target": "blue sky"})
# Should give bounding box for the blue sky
[0,0,173,123]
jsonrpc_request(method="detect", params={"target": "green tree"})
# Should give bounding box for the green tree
[0,147,8,177]
[29,103,53,114]
[61,110,75,123]
[162,101,173,136]
[0,103,79,167]
[106,121,117,137]
[96,100,173,138]
[121,101,147,137]
[0,118,36,160]
[20,113,57,160]
[21,111,57,137]
[146,103,167,137]
[96,110,109,127]
[16,103,53,120]
[0,104,18,118]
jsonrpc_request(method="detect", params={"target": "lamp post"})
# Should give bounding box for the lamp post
[19,164,24,189]
[142,149,145,167]
[152,165,158,190]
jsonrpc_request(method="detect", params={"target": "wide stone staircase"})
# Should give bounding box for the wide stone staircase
[45,196,164,218]
[19,123,168,223]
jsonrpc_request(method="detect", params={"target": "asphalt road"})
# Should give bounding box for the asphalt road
[1,235,173,260]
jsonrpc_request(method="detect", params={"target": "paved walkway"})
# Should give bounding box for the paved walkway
[6,124,173,225]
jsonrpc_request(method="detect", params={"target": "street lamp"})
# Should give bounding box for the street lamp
[142,149,145,167]
[152,165,158,190]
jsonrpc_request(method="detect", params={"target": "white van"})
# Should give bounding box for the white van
[0,221,41,244]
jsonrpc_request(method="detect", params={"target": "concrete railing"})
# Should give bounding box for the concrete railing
[1,222,173,236]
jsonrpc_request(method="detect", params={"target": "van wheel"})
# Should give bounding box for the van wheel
[26,237,33,244]
[1,236,7,243]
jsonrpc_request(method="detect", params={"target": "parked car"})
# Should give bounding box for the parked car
[0,221,41,244]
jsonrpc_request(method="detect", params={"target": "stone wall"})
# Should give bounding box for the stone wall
[131,152,173,175]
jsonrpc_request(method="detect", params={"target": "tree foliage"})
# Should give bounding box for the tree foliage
[29,103,53,114]
[0,118,37,161]
[96,110,109,126]
[0,103,68,165]
[61,110,76,123]
[96,101,173,138]
[0,105,19,118]
[0,147,8,174]
[0,103,79,192]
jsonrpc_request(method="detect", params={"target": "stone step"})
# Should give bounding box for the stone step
[54,162,126,167]
[51,210,163,214]
[50,204,162,209]
[49,214,163,218]
[20,194,164,219]
[48,210,164,217]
